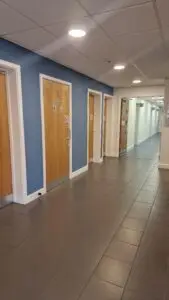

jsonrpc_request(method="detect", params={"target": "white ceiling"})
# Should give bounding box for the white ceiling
[0,0,169,87]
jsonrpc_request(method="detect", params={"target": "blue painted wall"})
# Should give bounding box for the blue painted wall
[0,38,113,194]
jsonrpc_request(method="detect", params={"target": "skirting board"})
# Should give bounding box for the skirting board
[93,157,103,163]
[158,163,169,170]
[24,188,45,205]
[106,152,119,158]
[71,165,88,179]
[127,145,134,151]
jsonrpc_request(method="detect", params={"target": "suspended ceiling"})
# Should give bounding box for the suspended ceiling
[0,0,169,87]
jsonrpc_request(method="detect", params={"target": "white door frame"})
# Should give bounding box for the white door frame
[103,93,114,156]
[103,94,121,158]
[87,89,103,165]
[0,59,27,204]
[40,74,72,193]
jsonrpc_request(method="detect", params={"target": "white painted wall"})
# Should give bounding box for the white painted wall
[105,96,121,157]
[104,97,112,155]
[127,99,160,149]
[93,93,102,163]
[158,109,164,133]
[159,80,169,169]
[127,100,136,150]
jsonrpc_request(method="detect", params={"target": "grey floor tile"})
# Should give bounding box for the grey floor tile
[115,228,143,246]
[136,190,155,204]
[80,276,123,300]
[106,240,137,264]
[128,202,152,219]
[0,135,163,300]
[122,289,157,300]
[122,218,147,231]
[96,256,131,288]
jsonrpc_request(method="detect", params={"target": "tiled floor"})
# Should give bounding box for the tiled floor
[1,134,169,300]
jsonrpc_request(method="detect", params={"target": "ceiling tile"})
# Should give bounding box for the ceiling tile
[0,1,36,35]
[156,0,169,28]
[98,64,142,87]
[5,28,56,51]
[71,27,123,63]
[94,2,159,37]
[163,27,169,40]
[3,0,87,26]
[135,43,169,78]
[38,44,111,79]
[142,79,164,86]
[79,0,150,15]
[113,30,162,62]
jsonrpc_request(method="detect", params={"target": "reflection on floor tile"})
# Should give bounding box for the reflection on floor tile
[122,218,147,231]
[136,190,155,204]
[80,276,123,300]
[115,228,143,246]
[128,202,151,219]
[106,240,137,264]
[96,256,131,287]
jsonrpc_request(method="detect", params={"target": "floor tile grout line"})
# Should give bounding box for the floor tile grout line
[120,180,160,299]
[104,253,137,265]
[113,239,143,247]
[76,162,157,300]
[96,276,126,290]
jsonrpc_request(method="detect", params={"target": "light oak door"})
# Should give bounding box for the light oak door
[43,79,70,190]
[0,73,12,204]
[119,98,129,154]
[88,94,94,162]
[103,98,108,155]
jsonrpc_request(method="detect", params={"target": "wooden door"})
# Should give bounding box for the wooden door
[88,94,94,161]
[119,98,129,154]
[0,73,12,199]
[103,98,108,155]
[43,79,70,189]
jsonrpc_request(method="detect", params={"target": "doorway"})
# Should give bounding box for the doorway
[0,60,26,205]
[134,104,140,146]
[102,94,116,157]
[103,96,108,156]
[119,98,129,155]
[0,72,13,207]
[0,60,27,205]
[88,93,94,161]
[87,90,102,164]
[41,75,72,191]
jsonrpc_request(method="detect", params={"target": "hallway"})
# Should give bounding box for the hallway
[0,135,169,300]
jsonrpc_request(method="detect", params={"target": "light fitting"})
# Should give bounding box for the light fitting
[113,64,126,70]
[132,79,142,84]
[68,29,86,38]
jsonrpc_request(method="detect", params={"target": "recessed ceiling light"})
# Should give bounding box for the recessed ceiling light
[113,64,126,70]
[68,29,86,38]
[132,79,142,84]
